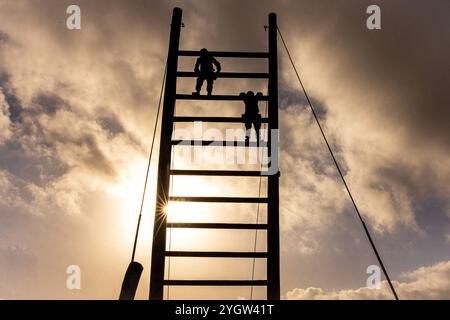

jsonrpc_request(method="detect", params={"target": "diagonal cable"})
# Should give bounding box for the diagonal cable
[250,100,269,300]
[277,26,399,300]
[131,62,167,262]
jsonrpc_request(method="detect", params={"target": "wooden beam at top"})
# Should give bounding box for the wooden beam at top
[173,116,269,123]
[177,71,269,79]
[175,94,269,101]
[178,50,269,58]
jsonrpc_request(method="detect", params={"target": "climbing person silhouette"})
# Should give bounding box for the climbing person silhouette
[192,48,221,96]
[240,91,263,146]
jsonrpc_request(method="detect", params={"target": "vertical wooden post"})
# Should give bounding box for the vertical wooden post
[267,12,280,300]
[149,7,182,300]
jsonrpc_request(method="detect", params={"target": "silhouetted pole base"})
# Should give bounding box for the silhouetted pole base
[119,261,143,300]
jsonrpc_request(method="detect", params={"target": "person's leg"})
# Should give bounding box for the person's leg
[194,75,205,94]
[206,77,214,95]
[245,121,251,146]
[254,117,261,147]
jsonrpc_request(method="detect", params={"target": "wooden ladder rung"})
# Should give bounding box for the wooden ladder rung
[177,71,269,79]
[178,50,269,58]
[167,222,268,230]
[175,94,269,101]
[165,251,267,258]
[170,169,267,176]
[171,140,265,147]
[172,116,269,123]
[169,196,268,203]
[163,280,267,286]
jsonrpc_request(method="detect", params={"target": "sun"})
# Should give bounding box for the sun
[106,157,157,245]
[107,154,220,244]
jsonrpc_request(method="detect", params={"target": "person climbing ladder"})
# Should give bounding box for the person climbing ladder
[192,48,221,96]
[240,91,263,146]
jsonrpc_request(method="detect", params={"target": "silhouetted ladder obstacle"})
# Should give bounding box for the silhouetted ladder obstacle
[149,7,280,300]
[124,6,398,302]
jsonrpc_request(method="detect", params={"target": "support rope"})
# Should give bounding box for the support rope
[250,100,269,300]
[131,62,167,263]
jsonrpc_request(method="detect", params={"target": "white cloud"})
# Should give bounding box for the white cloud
[286,260,450,300]
[278,105,349,254]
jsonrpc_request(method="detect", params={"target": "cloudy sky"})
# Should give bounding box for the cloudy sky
[0,0,449,299]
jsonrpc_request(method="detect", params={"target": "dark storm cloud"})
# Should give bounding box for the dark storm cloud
[81,134,116,177]
[0,73,23,123]
[0,30,9,44]
[298,0,450,149]
[0,82,115,182]
[304,2,443,141]
[0,141,68,185]
[32,92,67,115]
[97,112,125,135]
[17,0,174,51]
[174,0,450,155]
[278,87,328,121]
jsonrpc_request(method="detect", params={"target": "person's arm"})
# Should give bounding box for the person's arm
[255,93,263,114]
[213,58,221,73]
[194,58,200,73]
[239,93,247,116]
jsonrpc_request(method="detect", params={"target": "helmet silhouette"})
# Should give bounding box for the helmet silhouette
[247,91,255,97]
[200,48,208,56]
